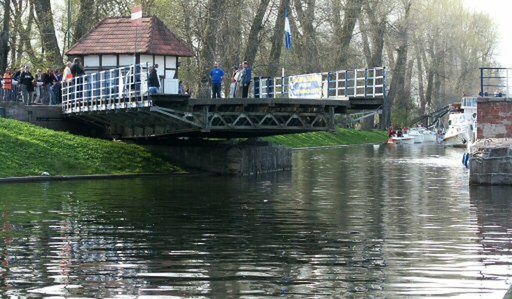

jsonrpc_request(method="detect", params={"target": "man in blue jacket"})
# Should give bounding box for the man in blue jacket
[242,61,252,98]
[210,62,225,99]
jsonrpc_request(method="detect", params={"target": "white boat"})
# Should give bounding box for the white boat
[443,97,477,147]
[388,135,415,144]
[408,128,437,143]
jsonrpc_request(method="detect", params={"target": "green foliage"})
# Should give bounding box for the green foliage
[264,128,388,148]
[0,118,180,177]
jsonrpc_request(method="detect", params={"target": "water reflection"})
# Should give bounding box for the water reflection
[0,144,510,297]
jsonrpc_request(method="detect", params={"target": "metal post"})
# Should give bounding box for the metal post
[345,70,348,97]
[507,69,509,97]
[326,72,331,98]
[67,0,71,50]
[335,72,339,98]
[480,68,484,96]
[267,77,272,98]
[364,68,368,98]
[354,70,358,97]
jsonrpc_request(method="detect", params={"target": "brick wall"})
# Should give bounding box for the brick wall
[477,98,512,139]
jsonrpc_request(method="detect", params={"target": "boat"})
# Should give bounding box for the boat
[408,127,437,143]
[388,135,415,144]
[388,126,437,145]
[443,97,477,147]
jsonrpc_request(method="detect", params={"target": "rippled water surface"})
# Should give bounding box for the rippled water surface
[0,144,511,298]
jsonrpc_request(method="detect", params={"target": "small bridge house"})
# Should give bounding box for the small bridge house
[66,16,193,94]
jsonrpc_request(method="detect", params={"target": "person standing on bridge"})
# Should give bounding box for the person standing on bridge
[19,66,34,105]
[2,69,12,101]
[71,58,85,99]
[241,61,252,98]
[209,62,225,99]
[148,66,160,94]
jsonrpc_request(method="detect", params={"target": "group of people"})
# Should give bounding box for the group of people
[0,58,85,105]
[209,61,252,99]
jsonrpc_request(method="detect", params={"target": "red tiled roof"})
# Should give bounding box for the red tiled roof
[66,17,194,57]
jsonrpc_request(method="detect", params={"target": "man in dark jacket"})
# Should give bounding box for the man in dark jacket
[148,66,160,94]
[70,58,85,99]
[19,66,34,105]
[241,61,252,98]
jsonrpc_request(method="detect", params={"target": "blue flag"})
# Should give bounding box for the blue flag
[285,7,292,49]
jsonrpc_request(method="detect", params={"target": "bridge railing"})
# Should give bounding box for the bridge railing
[480,67,511,97]
[62,63,151,114]
[254,67,386,99]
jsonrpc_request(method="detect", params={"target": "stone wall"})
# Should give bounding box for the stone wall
[151,141,292,176]
[470,138,512,185]
[477,97,512,139]
[0,102,98,135]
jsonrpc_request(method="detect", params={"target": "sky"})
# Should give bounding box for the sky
[463,0,512,66]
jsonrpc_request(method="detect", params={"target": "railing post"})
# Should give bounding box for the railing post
[354,69,358,97]
[254,77,259,98]
[281,75,285,97]
[480,68,484,96]
[326,72,331,99]
[364,68,368,98]
[335,72,339,98]
[267,77,272,98]
[345,70,348,97]
[373,68,376,98]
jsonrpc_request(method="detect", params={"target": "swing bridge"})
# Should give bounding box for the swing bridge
[61,64,387,139]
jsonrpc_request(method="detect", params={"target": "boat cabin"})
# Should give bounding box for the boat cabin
[66,16,194,94]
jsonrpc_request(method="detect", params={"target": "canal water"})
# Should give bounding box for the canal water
[0,144,511,298]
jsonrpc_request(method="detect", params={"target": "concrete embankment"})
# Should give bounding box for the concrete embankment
[470,97,512,185]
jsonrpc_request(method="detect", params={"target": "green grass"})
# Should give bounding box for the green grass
[265,127,388,148]
[0,118,181,177]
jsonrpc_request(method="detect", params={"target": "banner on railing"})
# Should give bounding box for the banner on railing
[288,73,322,98]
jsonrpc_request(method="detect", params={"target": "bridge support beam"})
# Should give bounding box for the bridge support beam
[150,140,292,176]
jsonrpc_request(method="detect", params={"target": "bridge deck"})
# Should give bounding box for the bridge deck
[61,64,385,139]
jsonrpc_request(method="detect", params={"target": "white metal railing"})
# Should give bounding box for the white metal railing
[62,63,151,114]
[254,67,386,99]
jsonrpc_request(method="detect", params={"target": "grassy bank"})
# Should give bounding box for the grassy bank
[265,127,388,148]
[0,118,180,177]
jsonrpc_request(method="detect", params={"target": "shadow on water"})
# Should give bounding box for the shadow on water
[0,144,510,297]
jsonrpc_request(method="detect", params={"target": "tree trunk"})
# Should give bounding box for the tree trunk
[243,0,271,65]
[294,0,319,73]
[333,0,364,68]
[364,1,385,67]
[267,0,290,76]
[33,0,63,65]
[73,0,95,44]
[359,16,372,65]
[385,1,412,127]
[0,0,11,73]
[199,0,226,93]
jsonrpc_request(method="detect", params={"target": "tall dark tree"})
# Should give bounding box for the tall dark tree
[33,0,63,65]
[243,0,271,65]
[0,0,10,73]
[73,0,95,44]
[332,0,364,68]
[267,0,290,76]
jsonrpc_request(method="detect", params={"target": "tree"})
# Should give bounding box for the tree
[0,0,10,73]
[33,0,63,65]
